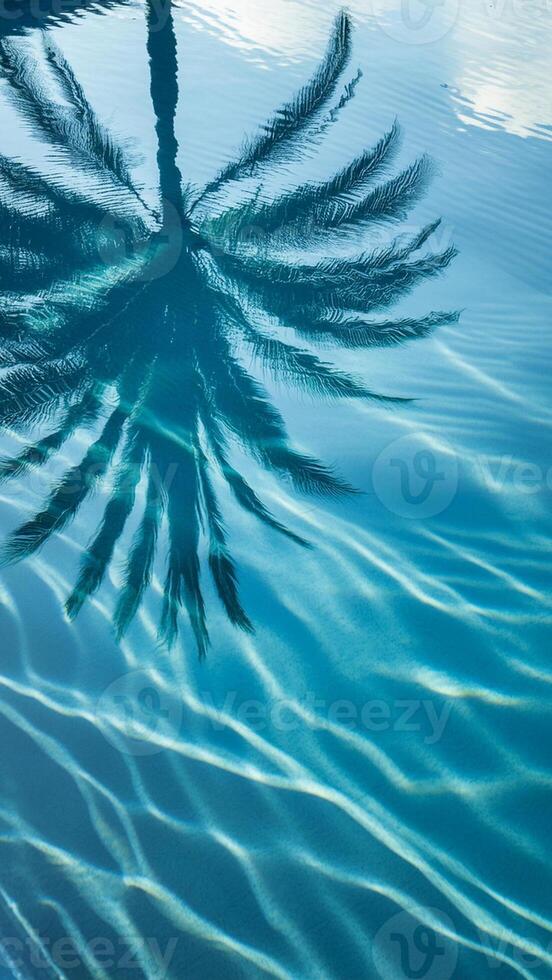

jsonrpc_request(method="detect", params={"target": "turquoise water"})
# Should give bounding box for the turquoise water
[0,1,551,977]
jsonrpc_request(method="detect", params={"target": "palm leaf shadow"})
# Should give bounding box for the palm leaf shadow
[0,5,458,654]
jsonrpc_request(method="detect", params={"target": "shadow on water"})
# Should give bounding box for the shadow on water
[0,0,129,38]
[0,3,458,654]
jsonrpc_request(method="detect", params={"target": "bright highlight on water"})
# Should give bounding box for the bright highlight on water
[0,1,550,977]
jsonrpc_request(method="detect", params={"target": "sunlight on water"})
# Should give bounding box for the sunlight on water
[0,1,551,979]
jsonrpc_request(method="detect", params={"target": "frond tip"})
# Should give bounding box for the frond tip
[194,10,353,202]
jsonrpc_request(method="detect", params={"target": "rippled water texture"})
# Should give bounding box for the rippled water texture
[0,1,551,978]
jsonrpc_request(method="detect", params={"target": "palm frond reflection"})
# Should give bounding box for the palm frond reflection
[0,7,458,653]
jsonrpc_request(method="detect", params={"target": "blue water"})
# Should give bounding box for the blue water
[0,1,551,977]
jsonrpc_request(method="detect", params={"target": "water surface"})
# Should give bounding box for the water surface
[0,1,551,978]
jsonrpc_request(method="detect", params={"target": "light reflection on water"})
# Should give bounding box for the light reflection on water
[176,0,552,141]
[0,1,551,978]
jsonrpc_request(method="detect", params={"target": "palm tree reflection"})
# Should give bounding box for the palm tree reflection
[0,6,457,653]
